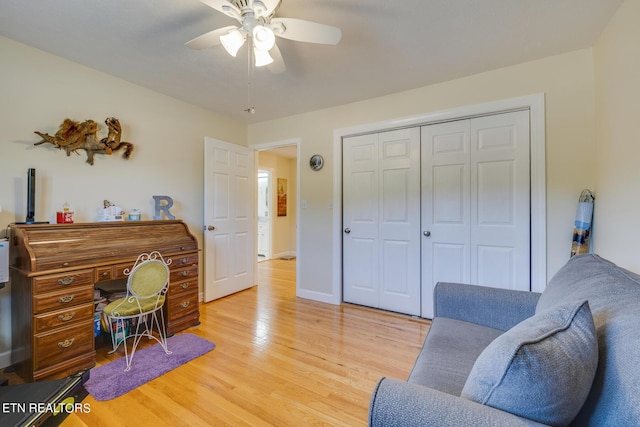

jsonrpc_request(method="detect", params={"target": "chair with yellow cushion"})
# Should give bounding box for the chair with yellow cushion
[102,251,172,371]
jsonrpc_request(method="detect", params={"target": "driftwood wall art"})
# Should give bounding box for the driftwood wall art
[34,117,134,165]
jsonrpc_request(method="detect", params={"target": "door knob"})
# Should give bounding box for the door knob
[423,230,431,237]
[344,228,351,234]
[207,225,215,231]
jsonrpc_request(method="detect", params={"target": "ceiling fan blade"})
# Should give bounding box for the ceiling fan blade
[185,26,238,50]
[270,18,341,45]
[200,0,241,20]
[267,43,286,74]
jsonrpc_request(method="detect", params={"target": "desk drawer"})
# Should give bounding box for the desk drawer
[170,253,198,268]
[33,270,94,294]
[166,292,199,319]
[169,279,198,296]
[114,262,135,279]
[94,266,114,282]
[34,321,94,372]
[33,287,94,314]
[170,266,198,283]
[34,302,94,334]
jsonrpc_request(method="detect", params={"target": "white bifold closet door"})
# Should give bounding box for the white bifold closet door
[421,110,531,318]
[342,110,530,318]
[342,128,421,316]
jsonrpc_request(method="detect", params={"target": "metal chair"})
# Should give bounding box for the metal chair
[102,251,172,371]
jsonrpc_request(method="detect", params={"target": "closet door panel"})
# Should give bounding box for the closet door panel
[470,111,530,290]
[378,129,421,315]
[421,120,471,318]
[477,245,514,287]
[343,134,380,307]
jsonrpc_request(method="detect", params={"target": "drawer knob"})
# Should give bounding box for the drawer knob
[101,271,109,277]
[180,271,190,277]
[58,312,75,322]
[58,338,75,349]
[180,257,189,264]
[58,295,75,304]
[180,301,190,308]
[62,262,70,267]
[58,277,75,285]
[180,283,191,289]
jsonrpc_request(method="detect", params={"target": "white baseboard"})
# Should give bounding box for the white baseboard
[297,289,340,305]
[0,349,13,370]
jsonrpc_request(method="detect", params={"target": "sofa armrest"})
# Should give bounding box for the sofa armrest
[369,378,549,427]
[434,282,541,331]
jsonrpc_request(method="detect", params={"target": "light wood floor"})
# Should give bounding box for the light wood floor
[64,259,431,426]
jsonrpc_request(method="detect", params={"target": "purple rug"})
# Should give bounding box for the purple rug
[84,333,215,401]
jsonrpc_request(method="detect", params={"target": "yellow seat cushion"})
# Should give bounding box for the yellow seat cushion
[103,295,166,317]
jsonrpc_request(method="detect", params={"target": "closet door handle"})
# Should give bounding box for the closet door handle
[423,231,431,237]
[344,228,351,234]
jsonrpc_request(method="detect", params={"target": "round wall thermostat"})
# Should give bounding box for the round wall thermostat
[309,154,324,171]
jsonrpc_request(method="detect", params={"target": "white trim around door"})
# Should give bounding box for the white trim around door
[332,94,547,307]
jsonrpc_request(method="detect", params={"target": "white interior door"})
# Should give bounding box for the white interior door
[343,128,421,315]
[421,111,530,318]
[204,137,255,302]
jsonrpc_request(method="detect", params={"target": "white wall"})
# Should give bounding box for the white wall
[249,49,596,300]
[0,36,246,367]
[593,0,640,272]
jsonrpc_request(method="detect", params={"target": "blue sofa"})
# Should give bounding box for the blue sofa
[369,254,640,426]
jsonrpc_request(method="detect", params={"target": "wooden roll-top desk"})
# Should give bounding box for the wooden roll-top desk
[9,220,200,382]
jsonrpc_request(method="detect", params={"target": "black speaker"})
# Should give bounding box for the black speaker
[16,168,48,225]
[26,168,36,224]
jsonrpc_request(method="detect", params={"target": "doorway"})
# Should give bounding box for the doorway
[255,144,298,264]
[257,169,272,262]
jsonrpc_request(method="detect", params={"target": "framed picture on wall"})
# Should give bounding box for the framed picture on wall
[277,178,287,217]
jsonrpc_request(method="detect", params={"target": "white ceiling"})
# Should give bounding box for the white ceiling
[0,0,623,124]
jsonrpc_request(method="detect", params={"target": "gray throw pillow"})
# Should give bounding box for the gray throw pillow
[460,300,598,427]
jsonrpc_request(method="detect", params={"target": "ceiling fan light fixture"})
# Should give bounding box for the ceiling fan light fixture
[253,25,276,51]
[221,4,241,20]
[254,47,274,67]
[270,21,286,36]
[220,29,245,57]
[252,0,268,16]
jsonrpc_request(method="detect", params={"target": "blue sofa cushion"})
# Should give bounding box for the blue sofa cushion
[460,300,597,426]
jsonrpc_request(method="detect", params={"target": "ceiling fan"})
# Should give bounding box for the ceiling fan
[186,0,342,74]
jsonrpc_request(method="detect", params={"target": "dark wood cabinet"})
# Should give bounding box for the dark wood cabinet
[10,220,200,382]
